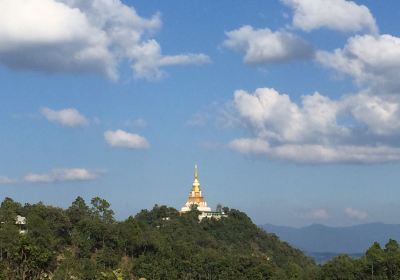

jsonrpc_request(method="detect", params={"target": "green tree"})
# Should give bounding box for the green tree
[366,242,386,278]
[384,239,400,279]
[319,255,357,280]
[0,197,320,279]
[66,196,90,225]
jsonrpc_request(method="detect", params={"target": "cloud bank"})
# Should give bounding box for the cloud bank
[224,2,400,164]
[228,88,400,163]
[0,0,210,80]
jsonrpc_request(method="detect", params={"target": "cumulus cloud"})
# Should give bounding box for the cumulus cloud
[345,207,368,220]
[344,94,400,136]
[223,25,313,65]
[227,88,400,163]
[219,2,400,164]
[24,168,101,183]
[0,0,210,80]
[104,129,149,149]
[41,107,89,127]
[317,34,400,92]
[282,0,378,34]
[231,88,346,143]
[0,176,16,185]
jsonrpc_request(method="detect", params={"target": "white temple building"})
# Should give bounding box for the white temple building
[181,165,227,221]
[181,164,211,212]
[16,215,27,234]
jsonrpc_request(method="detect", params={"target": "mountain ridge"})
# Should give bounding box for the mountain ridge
[261,222,400,254]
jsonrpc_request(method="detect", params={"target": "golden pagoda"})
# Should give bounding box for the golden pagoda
[180,164,211,212]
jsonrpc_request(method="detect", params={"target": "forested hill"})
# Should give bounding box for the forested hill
[0,197,317,279]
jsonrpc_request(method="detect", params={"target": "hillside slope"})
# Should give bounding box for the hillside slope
[0,197,317,279]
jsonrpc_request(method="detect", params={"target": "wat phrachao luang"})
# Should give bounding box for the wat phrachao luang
[181,165,227,221]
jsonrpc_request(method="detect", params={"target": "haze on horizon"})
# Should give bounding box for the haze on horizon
[0,0,399,227]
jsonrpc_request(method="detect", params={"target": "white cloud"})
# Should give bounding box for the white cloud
[223,25,313,65]
[345,207,368,220]
[232,88,346,143]
[282,0,377,34]
[0,176,16,185]
[104,129,149,149]
[0,0,210,80]
[231,140,400,163]
[317,34,400,92]
[24,168,100,183]
[309,208,329,219]
[312,33,400,142]
[229,138,270,155]
[130,39,211,79]
[41,107,89,127]
[344,94,400,136]
[227,88,400,163]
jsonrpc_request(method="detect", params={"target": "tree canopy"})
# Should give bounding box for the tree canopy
[0,197,317,279]
[1,197,399,280]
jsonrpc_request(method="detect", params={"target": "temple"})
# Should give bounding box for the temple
[181,165,227,221]
[180,164,211,212]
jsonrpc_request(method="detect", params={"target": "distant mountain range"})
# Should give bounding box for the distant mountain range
[261,223,400,262]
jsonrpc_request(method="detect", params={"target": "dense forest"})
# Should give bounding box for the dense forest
[320,239,400,280]
[0,197,316,279]
[0,197,399,280]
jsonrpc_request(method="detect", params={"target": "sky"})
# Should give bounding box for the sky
[1,0,400,227]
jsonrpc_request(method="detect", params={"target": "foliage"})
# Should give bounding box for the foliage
[4,196,382,280]
[3,196,400,279]
[318,239,400,280]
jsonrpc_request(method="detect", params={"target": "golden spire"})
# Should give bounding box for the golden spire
[194,164,198,179]
[192,164,201,193]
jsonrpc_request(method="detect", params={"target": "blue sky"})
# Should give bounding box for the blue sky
[1,0,400,227]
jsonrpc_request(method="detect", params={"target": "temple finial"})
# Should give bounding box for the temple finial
[194,164,198,179]
[192,164,201,192]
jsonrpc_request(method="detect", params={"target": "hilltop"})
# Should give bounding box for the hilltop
[0,197,317,279]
